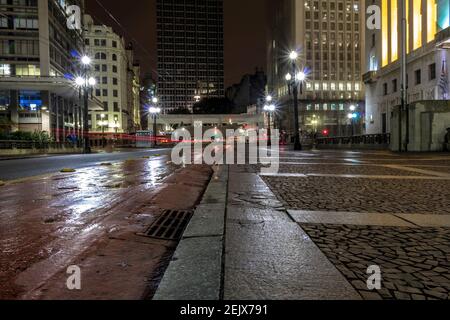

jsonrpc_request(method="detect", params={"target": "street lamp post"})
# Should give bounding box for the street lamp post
[264,102,276,146]
[348,112,357,137]
[100,114,106,148]
[348,104,358,138]
[76,55,95,154]
[286,51,306,151]
[149,99,161,148]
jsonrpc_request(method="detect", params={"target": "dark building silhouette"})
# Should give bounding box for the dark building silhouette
[226,69,267,113]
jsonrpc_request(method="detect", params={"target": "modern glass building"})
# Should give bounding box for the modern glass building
[156,0,225,113]
[0,0,101,141]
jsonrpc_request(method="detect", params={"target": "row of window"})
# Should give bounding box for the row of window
[0,16,38,30]
[98,102,120,113]
[94,76,119,86]
[0,0,38,6]
[305,81,362,92]
[94,64,118,73]
[382,64,437,95]
[85,38,118,48]
[305,103,359,112]
[0,39,39,55]
[95,89,119,98]
[305,10,359,21]
[94,52,118,61]
[0,63,40,76]
[305,0,360,12]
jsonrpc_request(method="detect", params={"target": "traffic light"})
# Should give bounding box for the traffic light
[322,129,329,136]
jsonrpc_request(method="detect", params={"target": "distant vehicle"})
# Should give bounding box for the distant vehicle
[136,131,170,147]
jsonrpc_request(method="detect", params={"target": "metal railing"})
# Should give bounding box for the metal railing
[316,134,391,146]
[0,140,78,150]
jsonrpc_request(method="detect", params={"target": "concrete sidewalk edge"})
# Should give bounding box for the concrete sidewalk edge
[153,165,228,300]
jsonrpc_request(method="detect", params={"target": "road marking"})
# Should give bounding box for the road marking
[383,164,450,178]
[288,210,450,228]
[288,210,415,227]
[260,173,450,180]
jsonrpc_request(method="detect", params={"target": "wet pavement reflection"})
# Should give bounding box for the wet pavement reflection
[0,155,178,299]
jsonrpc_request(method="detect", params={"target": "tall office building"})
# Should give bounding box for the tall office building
[364,0,450,151]
[267,0,366,137]
[84,15,141,135]
[0,0,101,141]
[156,0,225,113]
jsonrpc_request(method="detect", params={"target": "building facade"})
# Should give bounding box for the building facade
[156,0,225,113]
[0,0,102,142]
[364,0,450,150]
[84,15,141,135]
[267,0,366,137]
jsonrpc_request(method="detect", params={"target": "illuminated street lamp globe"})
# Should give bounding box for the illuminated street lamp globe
[264,104,276,112]
[81,55,91,65]
[349,105,356,111]
[88,77,96,86]
[285,73,292,81]
[296,71,306,82]
[289,51,298,61]
[75,76,84,87]
[266,95,273,103]
[152,97,159,104]
[149,107,161,114]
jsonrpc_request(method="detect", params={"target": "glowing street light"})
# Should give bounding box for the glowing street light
[152,97,159,104]
[81,55,91,65]
[289,50,299,61]
[75,76,85,86]
[149,107,162,114]
[286,49,308,151]
[88,77,96,86]
[77,55,94,154]
[264,104,276,112]
[296,71,306,82]
[266,95,273,103]
[149,105,161,148]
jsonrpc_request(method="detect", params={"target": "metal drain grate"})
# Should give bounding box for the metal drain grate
[142,210,193,240]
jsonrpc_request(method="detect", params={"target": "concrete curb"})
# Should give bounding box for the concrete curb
[153,165,228,300]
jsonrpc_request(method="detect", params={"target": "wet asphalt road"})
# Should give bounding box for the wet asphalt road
[0,148,172,181]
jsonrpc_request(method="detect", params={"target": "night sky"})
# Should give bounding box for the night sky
[86,0,268,88]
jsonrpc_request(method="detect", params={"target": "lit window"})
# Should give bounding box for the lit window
[0,64,11,76]
[19,90,42,110]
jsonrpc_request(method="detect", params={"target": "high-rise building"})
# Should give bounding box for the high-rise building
[84,15,141,135]
[156,0,225,113]
[267,0,366,137]
[0,0,102,142]
[364,0,450,151]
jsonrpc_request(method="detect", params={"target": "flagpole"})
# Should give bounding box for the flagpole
[400,0,408,152]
